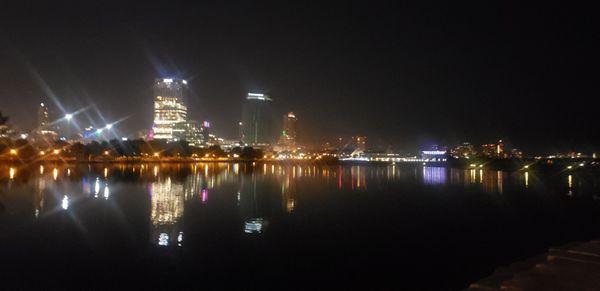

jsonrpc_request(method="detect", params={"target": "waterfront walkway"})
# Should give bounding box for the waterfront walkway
[468,240,600,290]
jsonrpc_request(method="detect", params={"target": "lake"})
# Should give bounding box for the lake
[1,163,599,290]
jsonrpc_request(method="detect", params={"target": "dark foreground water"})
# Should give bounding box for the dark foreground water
[1,163,600,290]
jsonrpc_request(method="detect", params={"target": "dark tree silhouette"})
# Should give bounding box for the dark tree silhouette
[0,111,8,125]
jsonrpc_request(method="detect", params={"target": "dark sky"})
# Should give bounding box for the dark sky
[1,1,598,153]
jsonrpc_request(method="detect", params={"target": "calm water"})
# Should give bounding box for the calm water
[1,163,600,289]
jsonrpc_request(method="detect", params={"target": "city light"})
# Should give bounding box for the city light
[244,218,267,234]
[158,233,169,246]
[61,195,69,210]
[9,149,17,155]
[65,113,73,121]
[105,124,113,129]
[53,149,60,154]
[422,150,446,155]
[247,92,272,101]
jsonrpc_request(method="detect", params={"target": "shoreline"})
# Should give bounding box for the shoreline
[468,239,600,290]
[1,157,598,173]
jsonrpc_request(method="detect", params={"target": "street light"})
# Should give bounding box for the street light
[105,124,113,130]
[65,114,73,121]
[10,149,17,155]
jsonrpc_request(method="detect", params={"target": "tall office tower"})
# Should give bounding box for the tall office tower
[279,112,297,149]
[38,102,50,129]
[37,102,58,138]
[200,121,211,146]
[238,121,244,142]
[241,92,274,146]
[152,78,188,140]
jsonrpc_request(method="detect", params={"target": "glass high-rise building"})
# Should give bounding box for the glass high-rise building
[241,92,274,146]
[152,78,188,140]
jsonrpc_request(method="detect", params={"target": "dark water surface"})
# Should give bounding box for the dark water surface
[1,163,600,290]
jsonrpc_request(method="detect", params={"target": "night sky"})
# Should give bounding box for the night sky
[1,1,598,153]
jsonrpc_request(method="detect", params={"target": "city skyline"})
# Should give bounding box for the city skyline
[1,2,599,153]
[3,3,600,289]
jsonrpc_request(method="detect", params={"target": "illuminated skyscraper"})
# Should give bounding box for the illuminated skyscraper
[278,112,297,149]
[152,78,188,140]
[38,103,50,129]
[241,92,274,146]
[37,102,57,138]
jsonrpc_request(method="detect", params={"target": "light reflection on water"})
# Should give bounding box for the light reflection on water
[0,163,592,248]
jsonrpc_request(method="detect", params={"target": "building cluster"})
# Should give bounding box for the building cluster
[4,77,599,162]
[449,140,523,159]
[150,78,299,151]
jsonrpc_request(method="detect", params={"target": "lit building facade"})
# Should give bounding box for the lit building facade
[172,120,205,147]
[200,121,211,145]
[421,145,448,161]
[241,92,274,146]
[278,112,297,150]
[152,78,188,140]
